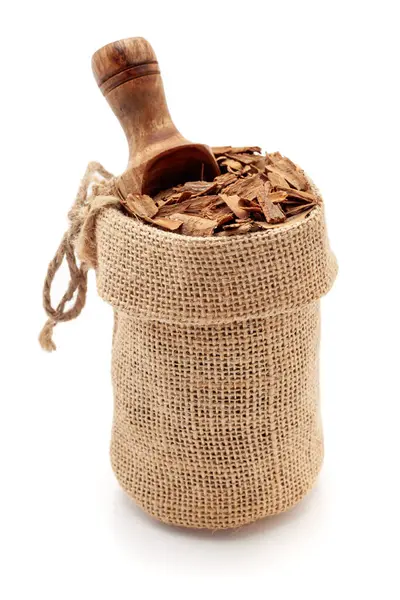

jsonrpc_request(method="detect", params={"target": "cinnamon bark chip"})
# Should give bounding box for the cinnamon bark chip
[269,191,288,204]
[216,221,253,236]
[152,217,183,231]
[218,158,244,173]
[275,187,318,202]
[212,146,262,156]
[186,195,219,215]
[214,172,237,189]
[286,209,314,223]
[123,194,159,219]
[219,194,248,219]
[166,190,193,205]
[168,213,218,237]
[225,153,259,165]
[284,202,316,216]
[180,180,218,196]
[157,195,215,217]
[265,158,310,191]
[224,174,263,201]
[251,156,267,172]
[153,188,174,206]
[223,220,252,229]
[265,151,284,165]
[266,170,288,189]
[153,185,193,206]
[240,200,263,214]
[119,195,182,232]
[202,203,234,226]
[257,182,286,224]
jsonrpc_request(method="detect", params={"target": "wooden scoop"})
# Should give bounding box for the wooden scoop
[92,37,220,197]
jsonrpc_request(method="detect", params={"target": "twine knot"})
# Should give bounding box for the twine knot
[39,162,120,351]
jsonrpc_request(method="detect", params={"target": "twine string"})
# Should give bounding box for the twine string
[39,162,118,352]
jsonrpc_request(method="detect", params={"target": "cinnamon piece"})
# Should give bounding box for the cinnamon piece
[224,174,263,201]
[180,180,218,196]
[275,187,318,202]
[215,172,237,189]
[266,170,288,189]
[168,213,217,236]
[218,158,243,173]
[269,191,288,204]
[123,194,158,219]
[265,159,309,191]
[225,153,259,165]
[217,222,253,236]
[152,217,183,231]
[212,145,262,156]
[219,194,248,219]
[256,182,286,223]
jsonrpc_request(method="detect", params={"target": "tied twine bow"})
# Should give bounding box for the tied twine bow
[39,162,120,352]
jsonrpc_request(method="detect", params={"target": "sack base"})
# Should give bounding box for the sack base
[110,444,323,530]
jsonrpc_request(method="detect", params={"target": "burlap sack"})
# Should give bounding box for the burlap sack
[39,163,337,529]
[93,201,337,529]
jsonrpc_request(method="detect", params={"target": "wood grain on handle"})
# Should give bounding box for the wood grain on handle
[92,37,219,196]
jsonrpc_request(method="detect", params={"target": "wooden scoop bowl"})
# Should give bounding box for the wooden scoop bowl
[92,37,220,197]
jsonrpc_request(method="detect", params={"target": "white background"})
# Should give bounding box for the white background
[1,1,399,598]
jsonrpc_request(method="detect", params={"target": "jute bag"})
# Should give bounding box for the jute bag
[40,163,337,529]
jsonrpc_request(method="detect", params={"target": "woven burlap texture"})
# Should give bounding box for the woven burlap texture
[94,204,337,529]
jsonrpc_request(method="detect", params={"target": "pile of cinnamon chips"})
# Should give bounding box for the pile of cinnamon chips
[119,147,321,236]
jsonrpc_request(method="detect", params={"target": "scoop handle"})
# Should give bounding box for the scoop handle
[91,37,220,196]
[92,37,178,160]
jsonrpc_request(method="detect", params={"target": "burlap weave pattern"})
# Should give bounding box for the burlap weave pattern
[95,205,337,529]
